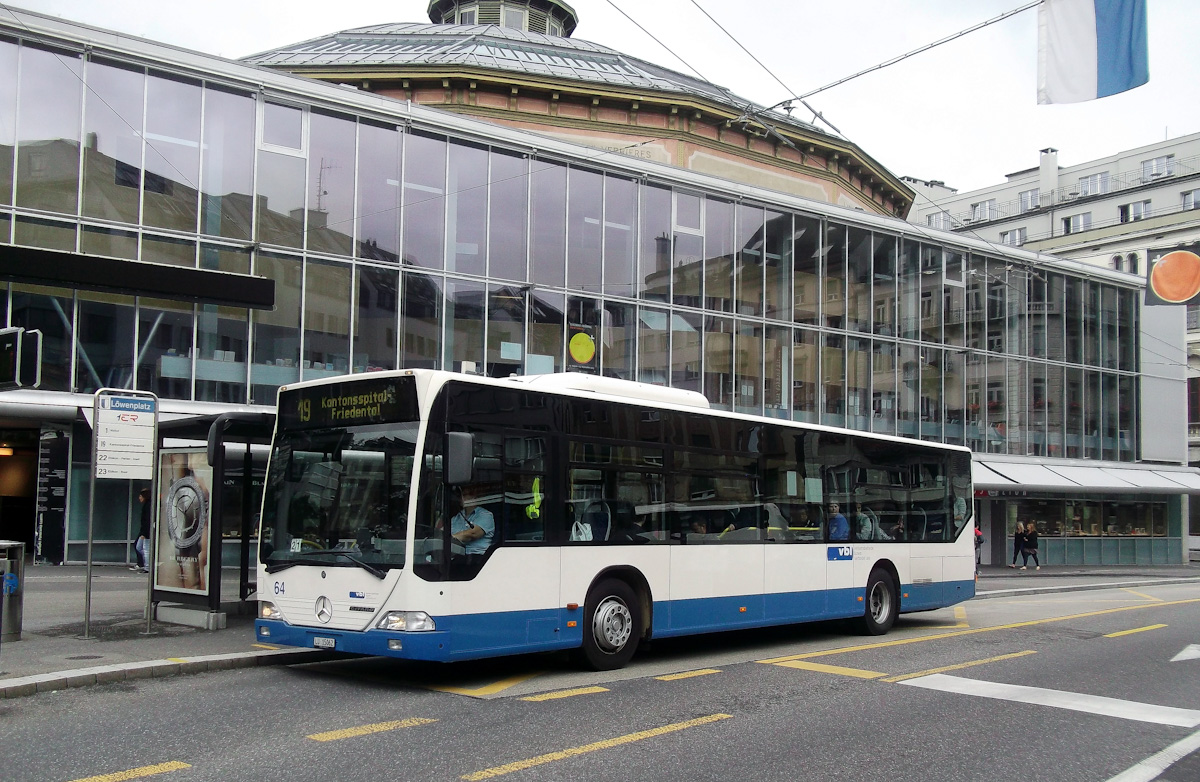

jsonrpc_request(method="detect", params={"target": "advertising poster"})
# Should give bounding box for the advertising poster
[1145,243,1200,306]
[154,448,212,596]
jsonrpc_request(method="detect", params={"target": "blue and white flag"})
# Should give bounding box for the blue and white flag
[1038,0,1148,104]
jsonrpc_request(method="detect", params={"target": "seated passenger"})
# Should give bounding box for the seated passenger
[447,483,496,554]
[827,502,849,541]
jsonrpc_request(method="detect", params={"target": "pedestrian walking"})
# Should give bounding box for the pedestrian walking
[1009,522,1025,568]
[133,487,152,574]
[1021,522,1040,570]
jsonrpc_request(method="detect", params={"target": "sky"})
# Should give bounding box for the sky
[5,0,1198,194]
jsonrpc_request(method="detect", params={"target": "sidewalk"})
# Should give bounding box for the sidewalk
[2,561,1197,699]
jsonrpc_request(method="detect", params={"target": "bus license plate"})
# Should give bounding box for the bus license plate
[313,637,336,649]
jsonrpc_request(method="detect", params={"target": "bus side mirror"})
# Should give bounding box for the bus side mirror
[444,432,475,485]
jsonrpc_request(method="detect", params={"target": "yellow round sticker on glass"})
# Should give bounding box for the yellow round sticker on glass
[569,331,596,364]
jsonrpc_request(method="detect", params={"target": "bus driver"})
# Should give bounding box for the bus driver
[446,483,496,555]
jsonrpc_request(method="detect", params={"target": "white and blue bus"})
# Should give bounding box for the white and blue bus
[255,369,974,670]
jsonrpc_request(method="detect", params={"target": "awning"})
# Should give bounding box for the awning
[974,459,1200,494]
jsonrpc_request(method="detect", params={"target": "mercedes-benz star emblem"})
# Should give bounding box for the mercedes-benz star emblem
[315,596,333,624]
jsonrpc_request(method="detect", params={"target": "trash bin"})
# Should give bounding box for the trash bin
[0,540,24,643]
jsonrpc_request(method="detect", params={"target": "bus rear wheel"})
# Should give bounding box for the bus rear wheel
[578,579,641,670]
[857,568,898,636]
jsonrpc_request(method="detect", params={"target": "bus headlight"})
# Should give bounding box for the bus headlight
[376,611,436,632]
[259,601,283,621]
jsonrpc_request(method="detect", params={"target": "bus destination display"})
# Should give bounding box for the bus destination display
[279,377,417,430]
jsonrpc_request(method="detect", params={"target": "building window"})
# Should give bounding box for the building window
[547,18,563,36]
[502,5,527,29]
[970,199,996,222]
[1118,200,1151,223]
[458,7,477,24]
[1018,188,1040,212]
[1142,155,1175,180]
[927,211,952,230]
[1183,189,1200,210]
[1190,376,1200,425]
[999,227,1026,246]
[1062,212,1092,235]
[1076,172,1109,196]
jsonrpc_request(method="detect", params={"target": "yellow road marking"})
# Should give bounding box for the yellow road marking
[429,672,543,697]
[777,660,886,679]
[756,597,1200,665]
[519,685,608,702]
[655,668,722,681]
[933,605,969,628]
[881,650,1037,683]
[307,717,437,742]
[165,658,187,663]
[461,714,732,780]
[67,762,191,782]
[1121,588,1164,602]
[251,643,280,650]
[1104,624,1168,638]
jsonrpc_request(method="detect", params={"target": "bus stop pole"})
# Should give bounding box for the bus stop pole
[142,470,157,635]
[83,454,96,639]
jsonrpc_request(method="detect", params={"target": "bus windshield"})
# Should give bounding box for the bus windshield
[259,422,418,573]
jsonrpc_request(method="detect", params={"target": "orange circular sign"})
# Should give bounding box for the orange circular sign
[1150,250,1200,303]
[569,331,596,364]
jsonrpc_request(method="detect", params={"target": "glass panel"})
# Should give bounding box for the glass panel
[141,234,195,267]
[601,300,635,380]
[763,210,790,321]
[793,214,820,327]
[256,149,305,248]
[1046,362,1065,457]
[676,191,700,231]
[402,270,441,369]
[402,131,446,269]
[846,227,871,332]
[920,246,942,343]
[1045,273,1066,362]
[735,204,762,317]
[945,348,966,445]
[200,86,255,240]
[792,328,818,423]
[846,336,869,431]
[1102,372,1118,460]
[897,240,921,341]
[263,103,301,149]
[306,111,356,257]
[530,160,566,289]
[355,121,402,261]
[76,291,135,392]
[704,315,733,409]
[671,310,701,393]
[527,290,563,374]
[704,198,734,312]
[196,244,248,403]
[821,332,844,427]
[1083,281,1101,366]
[604,175,636,297]
[764,325,789,417]
[920,346,943,441]
[82,60,144,224]
[735,319,762,414]
[445,278,484,373]
[11,283,73,392]
[872,339,895,434]
[15,215,74,250]
[567,167,601,293]
[873,234,896,336]
[673,232,702,308]
[944,250,966,348]
[1024,360,1046,456]
[353,264,398,372]
[1065,366,1083,458]
[0,40,16,206]
[638,306,668,385]
[250,253,301,404]
[487,282,524,377]
[1004,359,1024,455]
[566,296,598,374]
[636,186,673,303]
[447,140,487,276]
[1084,369,1100,458]
[143,73,200,232]
[1118,288,1137,372]
[1101,286,1119,369]
[16,46,82,214]
[81,225,137,259]
[303,259,351,378]
[1117,374,1135,461]
[489,149,528,282]
[824,222,846,329]
[137,297,192,399]
[1065,277,1083,365]
[897,342,919,438]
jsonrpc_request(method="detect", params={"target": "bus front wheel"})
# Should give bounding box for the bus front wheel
[858,568,898,635]
[579,579,641,670]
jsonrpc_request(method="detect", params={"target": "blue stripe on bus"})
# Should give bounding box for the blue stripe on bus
[255,579,976,662]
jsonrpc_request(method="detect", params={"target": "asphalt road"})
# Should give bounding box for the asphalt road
[4,583,1199,782]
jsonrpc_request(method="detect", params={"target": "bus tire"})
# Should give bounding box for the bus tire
[579,579,641,670]
[857,568,897,636]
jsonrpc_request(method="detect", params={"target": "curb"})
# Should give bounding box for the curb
[973,576,1200,600]
[1,647,341,700]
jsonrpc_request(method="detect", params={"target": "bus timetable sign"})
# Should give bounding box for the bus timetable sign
[93,391,158,480]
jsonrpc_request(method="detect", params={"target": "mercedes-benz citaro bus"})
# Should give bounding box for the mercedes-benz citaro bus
[255,369,974,670]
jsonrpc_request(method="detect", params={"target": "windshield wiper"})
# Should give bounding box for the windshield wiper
[270,549,387,579]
